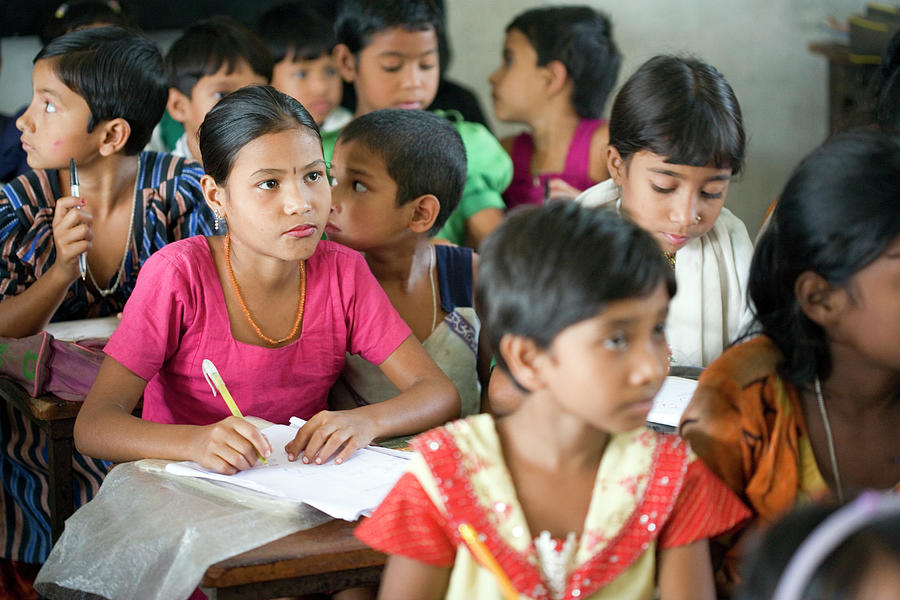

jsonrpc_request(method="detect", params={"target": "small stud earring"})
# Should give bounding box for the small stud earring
[695,214,702,223]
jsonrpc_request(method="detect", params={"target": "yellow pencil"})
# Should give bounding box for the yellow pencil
[458,523,518,600]
[201,359,268,464]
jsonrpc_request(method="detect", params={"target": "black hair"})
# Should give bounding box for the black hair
[749,129,900,388]
[258,3,336,64]
[610,55,746,175]
[875,28,900,133]
[506,6,621,119]
[36,26,167,155]
[334,0,443,56]
[736,501,900,600]
[165,15,273,98]
[337,109,465,235]
[199,85,319,185]
[40,0,135,46]
[476,202,676,373]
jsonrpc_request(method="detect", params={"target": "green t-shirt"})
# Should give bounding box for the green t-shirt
[322,110,511,247]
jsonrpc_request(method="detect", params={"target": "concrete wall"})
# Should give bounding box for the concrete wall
[442,0,864,234]
[1,0,867,234]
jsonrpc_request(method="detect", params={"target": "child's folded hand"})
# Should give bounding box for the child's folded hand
[192,416,272,475]
[51,196,93,279]
[284,410,376,466]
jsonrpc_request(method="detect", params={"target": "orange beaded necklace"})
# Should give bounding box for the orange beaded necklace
[224,232,306,345]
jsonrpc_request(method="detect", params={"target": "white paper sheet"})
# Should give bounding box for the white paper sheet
[44,315,119,341]
[646,376,699,428]
[165,423,408,521]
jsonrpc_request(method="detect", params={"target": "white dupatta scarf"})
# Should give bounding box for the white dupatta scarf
[576,179,753,367]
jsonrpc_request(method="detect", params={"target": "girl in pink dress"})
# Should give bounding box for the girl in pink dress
[74,86,460,474]
[490,6,621,208]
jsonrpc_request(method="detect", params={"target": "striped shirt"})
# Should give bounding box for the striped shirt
[0,151,215,321]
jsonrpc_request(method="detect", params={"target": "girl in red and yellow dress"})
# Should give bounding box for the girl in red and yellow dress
[357,202,749,600]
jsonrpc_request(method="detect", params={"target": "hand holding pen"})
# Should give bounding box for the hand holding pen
[49,158,93,282]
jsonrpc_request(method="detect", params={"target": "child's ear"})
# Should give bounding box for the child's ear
[544,60,570,96]
[408,194,440,234]
[500,334,547,393]
[201,173,224,217]
[166,88,191,123]
[96,118,131,156]
[333,44,357,83]
[607,146,626,185]
[795,270,847,328]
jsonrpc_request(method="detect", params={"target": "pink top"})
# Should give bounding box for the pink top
[105,236,412,426]
[502,118,605,210]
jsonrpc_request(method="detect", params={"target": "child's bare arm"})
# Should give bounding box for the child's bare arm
[465,208,504,250]
[0,197,92,337]
[75,356,272,473]
[657,539,716,600]
[286,335,459,464]
[376,554,451,600]
[485,366,525,416]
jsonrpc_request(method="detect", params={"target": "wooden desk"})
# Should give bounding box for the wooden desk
[0,376,81,543]
[201,518,386,599]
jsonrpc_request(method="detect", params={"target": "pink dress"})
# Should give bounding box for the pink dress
[105,236,412,426]
[502,118,605,210]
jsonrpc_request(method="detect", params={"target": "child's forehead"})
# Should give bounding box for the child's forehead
[334,138,388,172]
[572,286,671,328]
[32,58,79,96]
[361,25,438,54]
[283,49,335,65]
[200,56,251,77]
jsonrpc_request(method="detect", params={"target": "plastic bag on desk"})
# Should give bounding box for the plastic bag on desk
[34,460,333,600]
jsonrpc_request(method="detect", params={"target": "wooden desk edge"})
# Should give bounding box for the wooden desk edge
[201,519,386,588]
[0,376,82,420]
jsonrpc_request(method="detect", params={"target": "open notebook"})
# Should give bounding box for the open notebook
[646,376,699,431]
[164,421,410,521]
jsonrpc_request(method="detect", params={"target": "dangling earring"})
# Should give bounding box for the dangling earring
[214,210,221,231]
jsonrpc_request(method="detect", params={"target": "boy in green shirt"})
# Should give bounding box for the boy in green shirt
[329,0,511,248]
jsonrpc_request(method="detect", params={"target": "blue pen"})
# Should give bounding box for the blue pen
[70,158,86,280]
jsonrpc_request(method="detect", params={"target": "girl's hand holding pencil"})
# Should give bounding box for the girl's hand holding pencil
[190,416,273,475]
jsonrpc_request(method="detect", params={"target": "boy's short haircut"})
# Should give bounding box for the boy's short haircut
[507,6,621,120]
[476,202,676,373]
[165,15,272,98]
[258,4,336,63]
[337,109,465,235]
[36,26,167,155]
[334,0,443,55]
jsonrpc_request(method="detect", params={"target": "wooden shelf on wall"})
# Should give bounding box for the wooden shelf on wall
[808,41,881,133]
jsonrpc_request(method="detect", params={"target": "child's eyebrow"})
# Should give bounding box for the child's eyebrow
[346,166,373,177]
[649,167,731,183]
[602,307,669,329]
[377,49,439,59]
[249,159,326,178]
[36,88,63,101]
